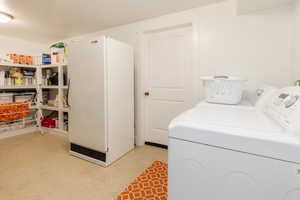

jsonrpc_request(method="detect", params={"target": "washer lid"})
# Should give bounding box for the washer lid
[169,104,300,164]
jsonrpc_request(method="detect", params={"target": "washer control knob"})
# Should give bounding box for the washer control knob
[285,95,299,108]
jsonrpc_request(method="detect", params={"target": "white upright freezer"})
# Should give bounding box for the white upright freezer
[68,36,134,167]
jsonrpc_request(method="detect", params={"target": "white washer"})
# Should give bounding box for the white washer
[168,87,300,200]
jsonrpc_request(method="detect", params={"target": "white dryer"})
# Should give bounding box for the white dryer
[168,87,300,200]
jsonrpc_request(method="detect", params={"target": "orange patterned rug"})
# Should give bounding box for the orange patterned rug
[116,161,168,200]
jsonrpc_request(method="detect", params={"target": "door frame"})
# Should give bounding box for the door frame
[139,20,199,146]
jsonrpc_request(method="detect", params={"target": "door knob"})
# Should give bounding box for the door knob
[144,92,150,96]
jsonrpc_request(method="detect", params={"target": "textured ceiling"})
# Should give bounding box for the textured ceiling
[0,0,294,44]
[0,0,222,43]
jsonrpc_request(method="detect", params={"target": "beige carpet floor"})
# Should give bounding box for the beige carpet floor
[0,133,168,200]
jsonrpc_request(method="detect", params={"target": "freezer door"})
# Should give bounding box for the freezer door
[68,37,107,153]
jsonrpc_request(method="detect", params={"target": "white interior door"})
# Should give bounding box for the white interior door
[144,25,194,146]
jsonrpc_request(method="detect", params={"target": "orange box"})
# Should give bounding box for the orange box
[29,56,33,65]
[6,54,12,60]
[12,54,18,64]
[26,56,33,65]
[19,55,26,64]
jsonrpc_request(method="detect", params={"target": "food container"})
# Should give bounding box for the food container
[41,117,56,128]
[42,53,51,65]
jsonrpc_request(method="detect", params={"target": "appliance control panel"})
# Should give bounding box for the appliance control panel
[264,87,300,133]
[254,85,278,109]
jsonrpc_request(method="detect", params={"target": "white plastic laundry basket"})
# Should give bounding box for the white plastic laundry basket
[201,76,247,105]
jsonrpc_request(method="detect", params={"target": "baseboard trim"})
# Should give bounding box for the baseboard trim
[145,142,168,149]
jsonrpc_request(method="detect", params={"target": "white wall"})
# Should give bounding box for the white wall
[237,0,293,14]
[0,35,46,56]
[65,0,293,145]
[196,1,292,92]
[292,0,300,83]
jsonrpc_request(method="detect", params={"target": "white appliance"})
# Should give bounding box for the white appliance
[68,36,134,167]
[168,86,300,200]
[248,85,278,108]
[201,76,247,105]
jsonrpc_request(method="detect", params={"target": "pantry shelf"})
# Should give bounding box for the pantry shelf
[40,63,67,69]
[38,62,69,135]
[40,105,59,111]
[42,127,68,135]
[39,105,70,112]
[0,63,37,68]
[0,85,37,89]
[41,86,59,89]
[0,48,69,139]
[0,126,39,140]
[61,107,70,112]
[29,106,38,110]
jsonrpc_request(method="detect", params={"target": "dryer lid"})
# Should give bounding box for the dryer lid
[169,103,300,164]
[171,103,281,133]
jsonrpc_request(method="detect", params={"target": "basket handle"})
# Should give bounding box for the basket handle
[214,75,229,79]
